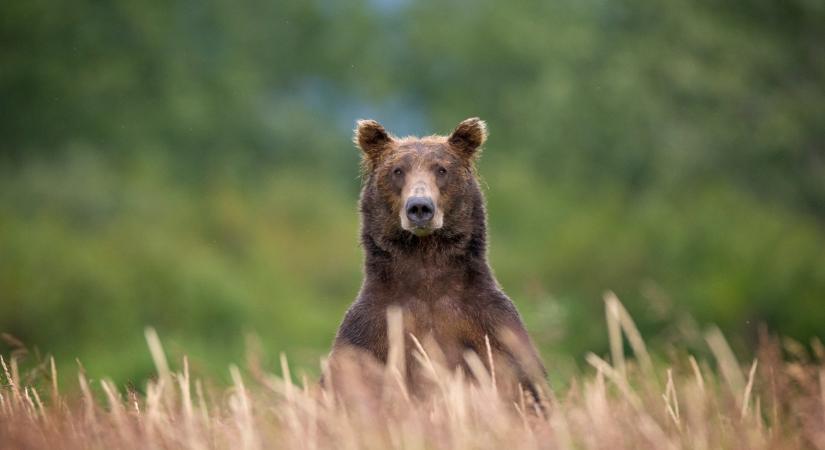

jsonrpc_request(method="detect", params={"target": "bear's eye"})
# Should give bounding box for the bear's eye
[437,167,447,176]
[393,168,404,177]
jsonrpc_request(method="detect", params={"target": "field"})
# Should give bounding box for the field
[3,0,825,398]
[2,1,825,448]
[2,296,824,450]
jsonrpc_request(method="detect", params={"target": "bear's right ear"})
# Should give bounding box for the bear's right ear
[354,119,394,163]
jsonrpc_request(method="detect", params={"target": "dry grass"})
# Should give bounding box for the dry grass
[2,294,825,450]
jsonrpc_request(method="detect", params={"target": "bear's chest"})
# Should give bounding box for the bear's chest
[400,295,480,365]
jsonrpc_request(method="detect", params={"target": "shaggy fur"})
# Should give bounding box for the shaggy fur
[330,118,546,399]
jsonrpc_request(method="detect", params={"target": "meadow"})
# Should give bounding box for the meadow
[2,0,825,448]
[3,0,824,385]
[2,296,824,450]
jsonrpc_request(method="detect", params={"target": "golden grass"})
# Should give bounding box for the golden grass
[2,294,825,450]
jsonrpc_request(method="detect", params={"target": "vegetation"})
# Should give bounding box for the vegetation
[2,297,825,450]
[1,0,824,386]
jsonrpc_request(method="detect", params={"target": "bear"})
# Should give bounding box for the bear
[327,117,546,402]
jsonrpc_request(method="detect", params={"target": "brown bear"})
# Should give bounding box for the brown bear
[328,118,546,401]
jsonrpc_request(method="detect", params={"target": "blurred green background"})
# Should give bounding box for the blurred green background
[2,0,824,386]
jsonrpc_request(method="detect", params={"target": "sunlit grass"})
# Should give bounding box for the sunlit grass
[2,294,824,449]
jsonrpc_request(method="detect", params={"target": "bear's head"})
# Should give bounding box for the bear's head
[354,118,488,254]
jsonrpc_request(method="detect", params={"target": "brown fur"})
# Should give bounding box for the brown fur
[329,118,546,401]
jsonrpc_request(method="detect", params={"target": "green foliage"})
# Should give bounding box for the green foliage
[1,0,824,384]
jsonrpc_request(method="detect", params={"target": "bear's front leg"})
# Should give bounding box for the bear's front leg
[476,296,547,405]
[325,300,390,392]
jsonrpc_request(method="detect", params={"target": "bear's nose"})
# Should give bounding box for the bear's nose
[405,197,435,226]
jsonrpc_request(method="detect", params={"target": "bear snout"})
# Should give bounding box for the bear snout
[405,196,435,228]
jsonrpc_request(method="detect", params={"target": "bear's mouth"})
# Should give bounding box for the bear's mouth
[409,226,436,237]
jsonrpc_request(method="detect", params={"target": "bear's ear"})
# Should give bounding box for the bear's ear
[448,117,487,158]
[354,119,394,162]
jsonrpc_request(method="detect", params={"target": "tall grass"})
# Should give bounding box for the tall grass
[2,294,825,450]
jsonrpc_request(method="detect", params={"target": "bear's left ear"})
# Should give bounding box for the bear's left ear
[448,117,487,158]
